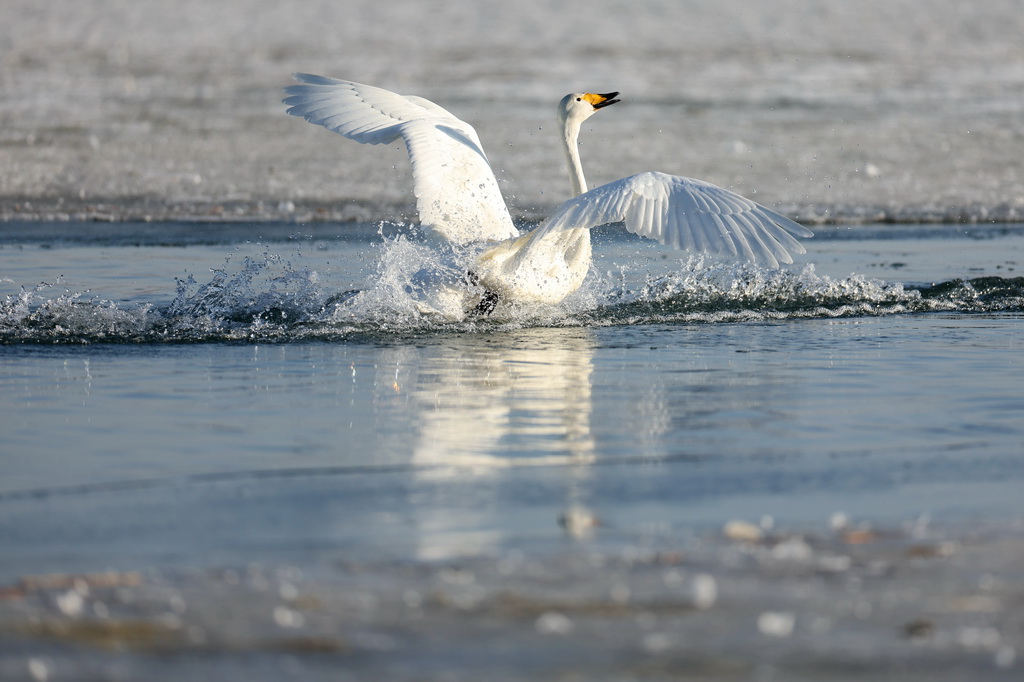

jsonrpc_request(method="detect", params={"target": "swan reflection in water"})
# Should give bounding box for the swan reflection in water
[369,328,607,559]
[369,329,602,467]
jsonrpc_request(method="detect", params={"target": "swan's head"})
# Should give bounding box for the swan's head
[558,91,620,126]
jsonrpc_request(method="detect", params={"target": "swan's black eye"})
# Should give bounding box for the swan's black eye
[576,97,582,101]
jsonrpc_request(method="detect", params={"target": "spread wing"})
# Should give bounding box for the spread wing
[283,74,518,245]
[530,171,812,267]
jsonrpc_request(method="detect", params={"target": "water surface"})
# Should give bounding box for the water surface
[2,222,1024,680]
[2,223,1022,570]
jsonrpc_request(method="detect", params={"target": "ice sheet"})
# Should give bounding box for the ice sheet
[2,0,1023,224]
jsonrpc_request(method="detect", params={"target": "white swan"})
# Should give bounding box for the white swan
[283,74,812,309]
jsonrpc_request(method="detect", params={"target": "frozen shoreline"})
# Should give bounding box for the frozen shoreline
[3,0,1023,226]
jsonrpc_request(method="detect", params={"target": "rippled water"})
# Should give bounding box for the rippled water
[2,222,1023,680]
[2,222,1022,506]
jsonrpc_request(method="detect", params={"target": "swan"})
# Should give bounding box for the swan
[283,74,812,311]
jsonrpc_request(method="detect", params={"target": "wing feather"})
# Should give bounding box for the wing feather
[284,74,517,244]
[733,211,783,267]
[723,214,759,262]
[530,171,811,265]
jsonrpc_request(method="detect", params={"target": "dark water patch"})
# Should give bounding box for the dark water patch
[0,220,405,247]
[917,276,1024,311]
[590,273,1024,327]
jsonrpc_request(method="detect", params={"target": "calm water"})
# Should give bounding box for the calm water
[1,222,1022,581]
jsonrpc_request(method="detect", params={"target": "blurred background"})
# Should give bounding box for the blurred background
[2,0,1023,223]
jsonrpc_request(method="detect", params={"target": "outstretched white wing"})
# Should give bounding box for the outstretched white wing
[283,74,518,245]
[533,171,813,268]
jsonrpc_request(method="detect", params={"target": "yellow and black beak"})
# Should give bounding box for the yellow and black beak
[583,92,620,110]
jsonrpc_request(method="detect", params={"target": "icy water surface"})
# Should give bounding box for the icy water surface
[1,222,1023,680]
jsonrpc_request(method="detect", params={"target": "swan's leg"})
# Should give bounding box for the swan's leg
[474,289,500,315]
[465,270,500,316]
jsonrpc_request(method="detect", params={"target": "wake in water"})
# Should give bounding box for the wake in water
[2,234,1022,344]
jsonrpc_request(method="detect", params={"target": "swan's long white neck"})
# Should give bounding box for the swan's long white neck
[473,97,599,306]
[561,117,588,196]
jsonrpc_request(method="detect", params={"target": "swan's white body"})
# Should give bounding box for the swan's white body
[284,74,812,309]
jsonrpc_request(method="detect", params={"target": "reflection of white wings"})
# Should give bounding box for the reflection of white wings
[532,172,814,268]
[283,74,518,245]
[408,331,596,472]
[372,330,597,560]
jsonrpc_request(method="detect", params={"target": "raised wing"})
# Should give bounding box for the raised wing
[532,171,813,268]
[283,74,518,245]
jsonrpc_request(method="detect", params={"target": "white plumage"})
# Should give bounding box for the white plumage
[284,74,812,309]
[283,74,517,246]
[536,171,809,266]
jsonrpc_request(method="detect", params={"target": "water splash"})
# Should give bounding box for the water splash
[0,278,153,343]
[580,258,938,326]
[2,239,1022,345]
[332,235,485,327]
[165,251,334,339]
